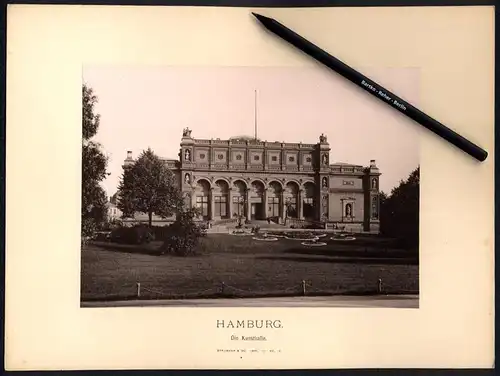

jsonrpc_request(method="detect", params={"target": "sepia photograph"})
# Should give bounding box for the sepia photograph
[6,5,493,370]
[81,65,420,308]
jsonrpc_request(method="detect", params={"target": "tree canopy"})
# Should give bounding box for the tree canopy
[379,166,420,249]
[117,148,183,227]
[229,135,262,142]
[82,83,108,236]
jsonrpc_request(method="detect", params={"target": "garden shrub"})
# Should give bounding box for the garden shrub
[150,225,171,240]
[110,224,155,244]
[160,208,203,256]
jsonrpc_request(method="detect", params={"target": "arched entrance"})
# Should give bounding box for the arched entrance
[213,179,229,219]
[195,179,211,220]
[250,180,265,220]
[268,181,282,219]
[232,180,246,218]
[303,182,316,220]
[284,181,299,218]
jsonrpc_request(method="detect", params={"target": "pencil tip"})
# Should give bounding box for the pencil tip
[252,12,269,24]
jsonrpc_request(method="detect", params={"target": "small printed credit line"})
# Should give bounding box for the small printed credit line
[252,12,488,162]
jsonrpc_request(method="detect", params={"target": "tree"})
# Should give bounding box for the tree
[82,83,109,237]
[117,148,183,227]
[379,166,420,249]
[229,135,262,142]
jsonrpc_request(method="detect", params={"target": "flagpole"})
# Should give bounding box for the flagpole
[254,89,257,141]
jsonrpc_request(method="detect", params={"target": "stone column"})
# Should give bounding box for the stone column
[281,191,286,223]
[263,188,269,219]
[228,188,233,219]
[246,188,251,221]
[209,187,215,220]
[298,189,304,220]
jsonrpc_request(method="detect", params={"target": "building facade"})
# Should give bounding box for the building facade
[123,128,381,233]
[107,194,123,221]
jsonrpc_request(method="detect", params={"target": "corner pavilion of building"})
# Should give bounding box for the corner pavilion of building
[123,128,381,233]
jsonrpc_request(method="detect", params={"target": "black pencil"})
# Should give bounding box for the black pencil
[252,13,488,163]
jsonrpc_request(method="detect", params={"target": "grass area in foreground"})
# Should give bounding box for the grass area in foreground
[81,234,419,301]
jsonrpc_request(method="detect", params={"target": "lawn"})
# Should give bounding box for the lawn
[80,233,419,301]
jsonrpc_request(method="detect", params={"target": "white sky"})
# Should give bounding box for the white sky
[83,65,420,196]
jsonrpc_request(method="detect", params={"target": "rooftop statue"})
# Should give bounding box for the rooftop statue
[182,127,192,137]
[319,133,328,143]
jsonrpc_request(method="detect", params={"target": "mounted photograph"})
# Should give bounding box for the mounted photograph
[80,65,420,308]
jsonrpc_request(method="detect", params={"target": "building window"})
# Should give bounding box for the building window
[271,156,278,162]
[196,196,209,218]
[232,196,245,217]
[236,154,242,161]
[268,197,280,217]
[217,154,224,160]
[199,153,206,159]
[214,195,227,217]
[254,155,260,161]
[288,156,295,162]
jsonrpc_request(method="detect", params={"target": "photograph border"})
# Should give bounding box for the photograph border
[2,1,496,374]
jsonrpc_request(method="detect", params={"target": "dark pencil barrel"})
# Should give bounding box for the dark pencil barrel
[253,13,488,162]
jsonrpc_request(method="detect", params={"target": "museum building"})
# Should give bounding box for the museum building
[123,128,381,233]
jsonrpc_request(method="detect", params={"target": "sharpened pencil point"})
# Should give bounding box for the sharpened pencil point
[252,12,271,24]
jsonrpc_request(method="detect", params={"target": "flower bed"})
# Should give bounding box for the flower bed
[252,236,279,241]
[262,232,286,238]
[284,232,319,241]
[231,230,252,236]
[330,234,356,241]
[301,241,327,247]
